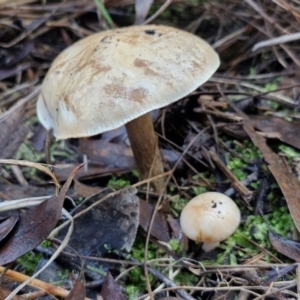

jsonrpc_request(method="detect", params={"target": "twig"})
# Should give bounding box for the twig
[142,0,172,25]
[252,32,300,51]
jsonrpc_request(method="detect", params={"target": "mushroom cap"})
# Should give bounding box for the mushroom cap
[180,192,241,243]
[37,25,220,140]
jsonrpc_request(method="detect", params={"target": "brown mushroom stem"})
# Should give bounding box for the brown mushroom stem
[125,112,165,192]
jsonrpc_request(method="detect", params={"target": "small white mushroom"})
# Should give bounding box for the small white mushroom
[180,192,241,252]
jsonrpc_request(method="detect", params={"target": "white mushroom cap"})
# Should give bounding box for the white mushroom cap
[180,192,241,252]
[37,24,220,140]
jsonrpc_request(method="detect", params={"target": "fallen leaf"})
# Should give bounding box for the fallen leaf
[74,179,101,198]
[0,183,55,200]
[65,279,86,300]
[54,162,125,182]
[0,215,19,242]
[250,115,300,150]
[78,139,135,170]
[61,187,139,257]
[269,231,300,262]
[263,263,297,284]
[0,105,28,159]
[139,200,170,242]
[0,165,82,265]
[100,272,126,300]
[228,101,300,232]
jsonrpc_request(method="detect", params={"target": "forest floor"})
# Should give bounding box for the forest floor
[0,0,300,299]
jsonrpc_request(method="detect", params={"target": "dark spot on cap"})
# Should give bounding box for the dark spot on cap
[218,211,221,214]
[211,202,217,209]
[145,29,155,35]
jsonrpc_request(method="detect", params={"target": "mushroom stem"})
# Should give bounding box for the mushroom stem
[125,112,165,192]
[202,241,220,252]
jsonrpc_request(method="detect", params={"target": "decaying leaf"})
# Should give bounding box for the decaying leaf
[100,272,126,300]
[0,215,19,242]
[0,165,81,265]
[229,102,300,233]
[139,200,170,242]
[65,279,86,300]
[0,105,28,159]
[54,162,125,182]
[74,179,102,198]
[263,262,297,284]
[269,231,300,262]
[250,115,300,150]
[0,183,55,201]
[61,187,139,257]
[78,139,135,171]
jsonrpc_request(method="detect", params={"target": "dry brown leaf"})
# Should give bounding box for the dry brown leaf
[74,179,101,198]
[0,105,28,159]
[269,231,300,262]
[65,279,86,300]
[100,272,126,300]
[0,215,19,242]
[0,164,81,265]
[250,115,300,150]
[139,200,170,242]
[229,103,300,232]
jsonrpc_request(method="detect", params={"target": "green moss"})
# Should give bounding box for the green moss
[168,195,188,218]
[41,240,51,248]
[264,82,278,92]
[130,236,160,262]
[217,207,295,263]
[107,176,131,189]
[168,238,184,255]
[125,265,156,299]
[56,269,70,282]
[225,139,262,181]
[17,251,43,275]
[192,185,208,197]
[126,284,142,300]
[226,157,248,180]
[279,144,300,161]
[86,265,107,276]
[174,271,198,286]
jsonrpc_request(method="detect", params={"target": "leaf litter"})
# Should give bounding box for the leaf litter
[0,0,300,299]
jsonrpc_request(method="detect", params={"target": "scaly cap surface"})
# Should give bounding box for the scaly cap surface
[37,25,220,139]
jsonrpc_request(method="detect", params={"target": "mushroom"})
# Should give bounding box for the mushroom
[37,25,220,192]
[180,192,241,252]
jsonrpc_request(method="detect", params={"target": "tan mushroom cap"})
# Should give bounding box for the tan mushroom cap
[37,25,220,140]
[180,192,241,243]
